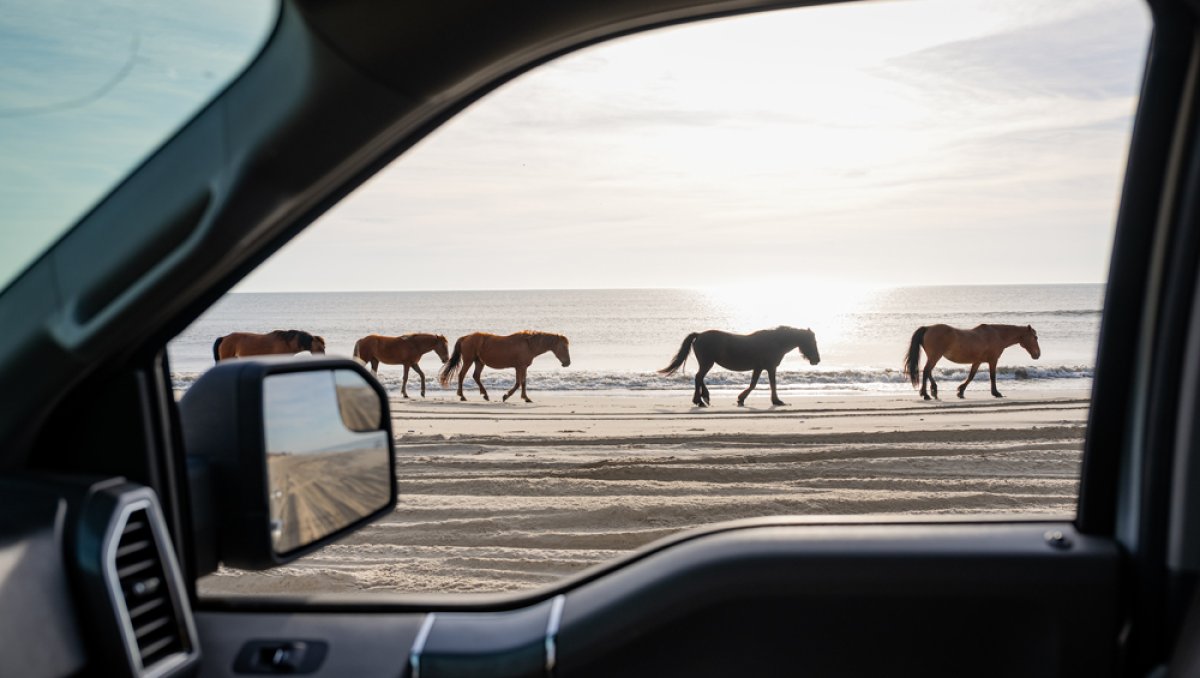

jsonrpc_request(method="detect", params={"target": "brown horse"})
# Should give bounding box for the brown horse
[904,324,1041,400]
[658,326,820,407]
[438,331,571,402]
[353,333,450,398]
[213,330,326,362]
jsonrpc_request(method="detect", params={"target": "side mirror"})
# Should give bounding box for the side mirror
[179,357,396,572]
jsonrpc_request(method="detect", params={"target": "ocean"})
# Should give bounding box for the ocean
[168,284,1103,396]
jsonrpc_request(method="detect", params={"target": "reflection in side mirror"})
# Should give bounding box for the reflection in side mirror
[335,368,383,431]
[264,369,392,555]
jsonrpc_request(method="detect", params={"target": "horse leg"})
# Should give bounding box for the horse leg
[370,358,380,375]
[957,363,980,399]
[922,354,941,400]
[401,365,410,398]
[519,366,532,403]
[473,360,489,401]
[412,363,426,397]
[768,366,786,406]
[503,367,521,402]
[694,360,713,407]
[738,369,762,407]
[989,359,1003,397]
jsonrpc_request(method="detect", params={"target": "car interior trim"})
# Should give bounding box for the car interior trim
[409,612,437,678]
[545,595,566,675]
[103,493,199,678]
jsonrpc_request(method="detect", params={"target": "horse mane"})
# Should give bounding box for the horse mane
[274,329,313,350]
[518,330,568,349]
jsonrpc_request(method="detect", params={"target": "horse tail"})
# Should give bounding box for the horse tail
[212,336,224,363]
[352,338,364,363]
[658,332,699,375]
[439,338,464,388]
[904,326,928,388]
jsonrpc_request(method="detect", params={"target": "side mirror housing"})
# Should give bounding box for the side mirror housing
[179,357,396,572]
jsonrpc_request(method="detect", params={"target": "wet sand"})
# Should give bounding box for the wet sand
[203,389,1087,596]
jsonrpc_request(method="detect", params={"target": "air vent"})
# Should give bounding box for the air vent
[112,508,188,674]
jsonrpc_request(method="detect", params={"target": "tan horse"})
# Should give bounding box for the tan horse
[353,333,450,398]
[903,324,1041,400]
[438,331,571,402]
[213,330,326,362]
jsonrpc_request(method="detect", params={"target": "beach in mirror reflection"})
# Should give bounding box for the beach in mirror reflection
[264,370,390,554]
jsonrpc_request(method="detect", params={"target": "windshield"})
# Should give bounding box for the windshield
[175,0,1150,596]
[0,0,279,294]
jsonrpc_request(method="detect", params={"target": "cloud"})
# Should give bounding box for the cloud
[239,0,1151,292]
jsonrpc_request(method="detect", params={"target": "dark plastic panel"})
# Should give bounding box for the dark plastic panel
[0,480,88,677]
[417,599,556,677]
[558,524,1118,677]
[195,613,422,678]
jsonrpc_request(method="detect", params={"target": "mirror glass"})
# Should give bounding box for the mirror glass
[263,369,391,554]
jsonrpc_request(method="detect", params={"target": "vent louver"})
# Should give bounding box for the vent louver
[113,508,187,673]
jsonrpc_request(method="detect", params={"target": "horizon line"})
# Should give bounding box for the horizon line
[230,281,1109,294]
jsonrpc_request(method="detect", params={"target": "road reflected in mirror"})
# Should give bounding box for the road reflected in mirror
[264,370,391,554]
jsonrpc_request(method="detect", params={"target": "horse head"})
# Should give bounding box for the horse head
[1020,325,1041,360]
[295,331,326,354]
[797,327,820,365]
[434,335,450,363]
[551,335,571,367]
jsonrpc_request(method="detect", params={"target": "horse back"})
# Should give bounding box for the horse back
[925,324,1001,363]
[468,332,529,369]
[694,329,777,371]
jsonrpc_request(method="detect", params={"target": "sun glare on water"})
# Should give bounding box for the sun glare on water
[698,279,879,364]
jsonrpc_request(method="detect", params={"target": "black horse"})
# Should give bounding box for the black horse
[658,326,821,407]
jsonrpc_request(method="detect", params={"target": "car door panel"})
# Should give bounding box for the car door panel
[195,522,1117,678]
[196,612,421,678]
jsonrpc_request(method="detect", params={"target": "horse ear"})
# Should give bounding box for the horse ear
[1027,325,1033,331]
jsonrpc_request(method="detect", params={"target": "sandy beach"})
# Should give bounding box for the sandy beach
[200,388,1088,596]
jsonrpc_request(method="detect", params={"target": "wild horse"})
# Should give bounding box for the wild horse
[353,333,450,398]
[659,326,821,407]
[213,330,326,362]
[903,324,1041,400]
[438,331,571,402]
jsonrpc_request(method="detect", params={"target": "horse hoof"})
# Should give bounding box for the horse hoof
[523,398,533,403]
[957,392,965,399]
[993,392,1004,398]
[772,401,786,407]
[483,395,490,401]
[402,394,409,399]
[459,396,467,402]
[502,394,510,402]
[736,400,745,407]
[922,394,931,401]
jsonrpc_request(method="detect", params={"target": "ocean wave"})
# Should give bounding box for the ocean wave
[842,309,1101,320]
[172,364,1094,394]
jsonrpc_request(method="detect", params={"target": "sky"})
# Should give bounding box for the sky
[238,0,1151,292]
[263,370,387,454]
[1,0,1151,295]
